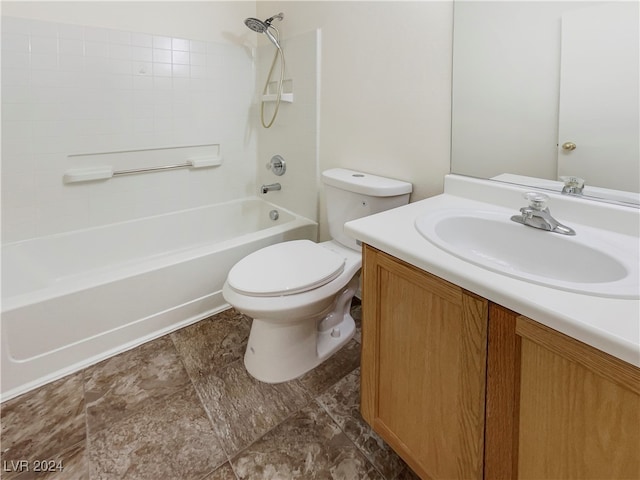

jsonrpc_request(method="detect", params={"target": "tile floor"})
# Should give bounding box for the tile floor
[1,302,419,479]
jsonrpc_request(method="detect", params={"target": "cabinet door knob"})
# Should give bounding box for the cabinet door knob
[561,142,577,151]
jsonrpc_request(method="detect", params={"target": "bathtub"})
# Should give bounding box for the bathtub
[1,198,317,400]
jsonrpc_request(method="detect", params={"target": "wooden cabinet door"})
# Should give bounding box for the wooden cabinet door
[486,308,640,480]
[360,245,488,480]
[516,317,640,480]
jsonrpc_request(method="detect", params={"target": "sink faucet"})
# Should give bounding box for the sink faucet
[511,192,576,235]
[260,183,281,194]
[560,176,585,195]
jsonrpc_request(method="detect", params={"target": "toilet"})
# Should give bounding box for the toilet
[222,168,412,383]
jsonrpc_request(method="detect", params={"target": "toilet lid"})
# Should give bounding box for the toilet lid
[227,240,346,297]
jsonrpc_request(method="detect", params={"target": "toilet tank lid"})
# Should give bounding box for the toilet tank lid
[322,168,412,197]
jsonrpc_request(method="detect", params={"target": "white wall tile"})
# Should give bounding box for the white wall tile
[190,40,206,54]
[33,153,67,173]
[108,43,132,60]
[2,15,256,241]
[1,173,37,206]
[28,19,58,38]
[1,33,30,52]
[172,50,189,65]
[152,48,171,64]
[108,29,131,45]
[172,37,189,51]
[30,53,58,70]
[59,38,84,56]
[3,120,32,139]
[2,103,33,121]
[153,76,172,89]
[1,205,38,228]
[152,35,171,50]
[31,103,62,120]
[84,56,109,73]
[131,33,152,48]
[58,23,84,40]
[30,36,58,54]
[132,46,152,62]
[84,26,109,43]
[2,16,32,35]
[153,62,172,77]
[1,155,36,179]
[172,64,190,77]
[58,54,84,72]
[1,68,30,86]
[2,51,30,69]
[107,58,132,75]
[133,62,153,77]
[84,40,108,58]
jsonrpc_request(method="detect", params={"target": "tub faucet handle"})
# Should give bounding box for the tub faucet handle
[266,155,286,176]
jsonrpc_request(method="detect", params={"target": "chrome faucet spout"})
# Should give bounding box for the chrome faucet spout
[260,183,281,194]
[510,192,576,235]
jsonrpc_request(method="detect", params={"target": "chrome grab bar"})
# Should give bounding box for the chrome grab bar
[112,162,193,177]
[63,156,222,183]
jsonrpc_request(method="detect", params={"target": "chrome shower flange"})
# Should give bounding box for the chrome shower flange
[267,155,286,176]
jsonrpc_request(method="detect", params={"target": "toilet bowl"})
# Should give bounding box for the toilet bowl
[222,168,412,383]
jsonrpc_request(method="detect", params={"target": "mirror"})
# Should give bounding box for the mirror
[451,1,639,206]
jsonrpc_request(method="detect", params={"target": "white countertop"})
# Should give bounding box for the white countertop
[344,175,640,367]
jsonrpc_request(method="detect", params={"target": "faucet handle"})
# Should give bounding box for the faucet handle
[266,155,286,176]
[560,176,585,188]
[560,176,585,194]
[523,192,549,210]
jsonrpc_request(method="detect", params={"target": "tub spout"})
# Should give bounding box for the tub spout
[260,183,281,194]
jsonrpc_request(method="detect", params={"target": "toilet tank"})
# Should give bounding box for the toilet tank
[321,168,412,250]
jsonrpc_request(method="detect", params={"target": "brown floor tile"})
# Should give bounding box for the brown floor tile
[193,360,310,457]
[171,309,251,379]
[0,372,85,473]
[297,339,361,397]
[1,305,405,480]
[10,441,88,480]
[317,368,407,479]
[351,298,363,344]
[395,465,422,480]
[88,388,226,480]
[231,402,384,480]
[83,335,191,434]
[202,462,238,480]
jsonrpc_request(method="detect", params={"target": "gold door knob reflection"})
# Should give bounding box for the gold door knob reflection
[562,142,577,151]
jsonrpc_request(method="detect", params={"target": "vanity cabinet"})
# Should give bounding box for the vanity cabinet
[361,245,640,480]
[486,305,640,480]
[360,245,488,480]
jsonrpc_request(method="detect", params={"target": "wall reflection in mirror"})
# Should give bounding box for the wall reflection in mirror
[451,1,639,206]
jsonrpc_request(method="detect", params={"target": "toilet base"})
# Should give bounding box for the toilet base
[244,312,355,384]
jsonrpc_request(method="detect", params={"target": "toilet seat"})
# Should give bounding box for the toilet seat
[227,240,346,297]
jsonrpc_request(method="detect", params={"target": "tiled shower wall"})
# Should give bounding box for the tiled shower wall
[1,16,256,243]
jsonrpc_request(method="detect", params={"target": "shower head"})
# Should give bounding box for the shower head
[244,17,268,34]
[244,13,284,49]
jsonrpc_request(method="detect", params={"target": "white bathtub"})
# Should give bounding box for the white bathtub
[1,198,317,400]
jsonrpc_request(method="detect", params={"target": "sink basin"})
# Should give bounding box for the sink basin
[415,209,639,299]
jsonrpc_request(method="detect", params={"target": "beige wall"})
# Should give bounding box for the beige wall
[257,1,453,240]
